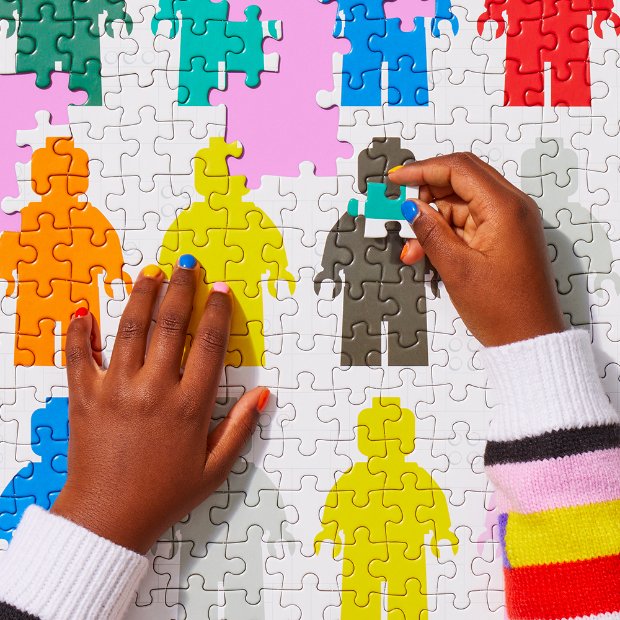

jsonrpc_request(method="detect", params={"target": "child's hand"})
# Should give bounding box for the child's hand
[51,259,268,554]
[391,153,565,347]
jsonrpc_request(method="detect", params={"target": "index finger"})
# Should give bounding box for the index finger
[389,153,513,220]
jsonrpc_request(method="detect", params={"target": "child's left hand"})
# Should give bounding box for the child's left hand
[51,259,267,554]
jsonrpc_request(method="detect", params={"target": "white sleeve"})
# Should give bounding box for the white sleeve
[482,329,618,442]
[0,505,148,620]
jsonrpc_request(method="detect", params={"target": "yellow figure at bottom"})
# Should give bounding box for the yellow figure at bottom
[159,138,295,367]
[315,397,458,620]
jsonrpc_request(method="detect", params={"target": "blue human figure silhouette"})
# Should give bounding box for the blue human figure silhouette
[0,398,68,542]
[324,0,459,106]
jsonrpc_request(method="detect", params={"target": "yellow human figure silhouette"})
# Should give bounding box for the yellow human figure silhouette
[315,397,458,620]
[0,137,131,366]
[159,138,295,367]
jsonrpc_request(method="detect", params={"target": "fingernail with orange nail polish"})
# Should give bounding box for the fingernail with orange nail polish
[400,244,408,261]
[143,265,162,279]
[258,388,270,412]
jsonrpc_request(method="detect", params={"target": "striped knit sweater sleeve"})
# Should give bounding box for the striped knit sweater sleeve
[482,329,620,620]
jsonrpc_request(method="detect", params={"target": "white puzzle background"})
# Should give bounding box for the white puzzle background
[2,2,620,618]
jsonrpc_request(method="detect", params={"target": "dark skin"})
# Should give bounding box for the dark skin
[52,153,565,555]
[394,152,565,347]
[52,262,267,554]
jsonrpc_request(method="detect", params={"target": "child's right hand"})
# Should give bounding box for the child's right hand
[390,153,566,347]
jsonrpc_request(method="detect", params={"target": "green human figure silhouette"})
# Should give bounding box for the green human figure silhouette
[1,0,132,105]
[159,137,295,367]
[315,397,458,619]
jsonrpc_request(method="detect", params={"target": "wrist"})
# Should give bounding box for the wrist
[482,329,618,442]
[484,322,567,347]
[0,505,148,620]
[51,489,155,554]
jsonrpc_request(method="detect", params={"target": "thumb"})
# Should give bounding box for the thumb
[204,387,268,482]
[404,200,474,283]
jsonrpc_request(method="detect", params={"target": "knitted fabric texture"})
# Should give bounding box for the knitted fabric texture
[483,330,620,620]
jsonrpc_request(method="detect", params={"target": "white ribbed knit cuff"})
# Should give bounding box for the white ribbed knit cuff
[0,505,148,620]
[482,329,620,442]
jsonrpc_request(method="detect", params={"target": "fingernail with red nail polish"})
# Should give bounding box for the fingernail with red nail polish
[257,388,270,412]
[74,307,89,319]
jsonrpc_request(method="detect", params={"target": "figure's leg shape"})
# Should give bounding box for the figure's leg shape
[389,19,429,107]
[342,68,382,107]
[15,316,55,366]
[341,575,383,620]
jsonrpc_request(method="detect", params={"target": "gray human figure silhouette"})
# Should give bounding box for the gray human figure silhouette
[521,137,620,326]
[358,137,416,198]
[314,215,429,366]
[171,398,294,620]
[315,136,430,367]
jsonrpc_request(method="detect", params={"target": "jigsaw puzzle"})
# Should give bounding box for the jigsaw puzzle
[1,0,619,617]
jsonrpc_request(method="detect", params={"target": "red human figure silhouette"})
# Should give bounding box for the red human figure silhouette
[0,137,131,366]
[478,0,620,106]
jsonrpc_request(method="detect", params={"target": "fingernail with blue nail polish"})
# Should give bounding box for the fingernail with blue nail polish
[401,200,419,224]
[179,254,197,269]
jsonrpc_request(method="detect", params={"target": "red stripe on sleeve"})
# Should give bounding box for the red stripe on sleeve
[505,554,620,619]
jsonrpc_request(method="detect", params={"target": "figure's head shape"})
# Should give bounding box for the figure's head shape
[32,137,89,197]
[30,397,69,458]
[357,397,415,459]
[194,138,244,197]
[520,137,578,201]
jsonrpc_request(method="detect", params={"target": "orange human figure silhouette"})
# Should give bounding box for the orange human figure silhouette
[0,137,131,366]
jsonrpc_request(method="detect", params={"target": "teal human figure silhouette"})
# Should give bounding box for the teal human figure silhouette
[0,398,68,542]
[152,0,281,106]
[0,0,132,105]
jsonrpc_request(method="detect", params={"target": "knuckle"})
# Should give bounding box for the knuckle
[196,326,228,355]
[117,316,148,340]
[157,311,187,335]
[66,317,86,341]
[508,194,539,221]
[207,291,231,314]
[414,213,442,250]
[170,267,195,290]
[233,418,256,445]
[450,151,478,172]
[131,277,156,297]
[65,341,89,367]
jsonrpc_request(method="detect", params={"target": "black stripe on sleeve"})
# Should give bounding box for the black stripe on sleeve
[484,423,620,466]
[0,603,39,620]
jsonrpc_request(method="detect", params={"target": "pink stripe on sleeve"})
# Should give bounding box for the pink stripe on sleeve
[486,448,620,514]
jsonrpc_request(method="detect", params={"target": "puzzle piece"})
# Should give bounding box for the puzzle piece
[320,0,458,107]
[2,1,618,618]
[0,136,130,366]
[4,0,132,105]
[0,397,68,540]
[314,398,458,618]
[152,0,281,106]
[158,137,295,367]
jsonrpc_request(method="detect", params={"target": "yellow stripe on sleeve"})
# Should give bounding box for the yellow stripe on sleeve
[505,499,620,568]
